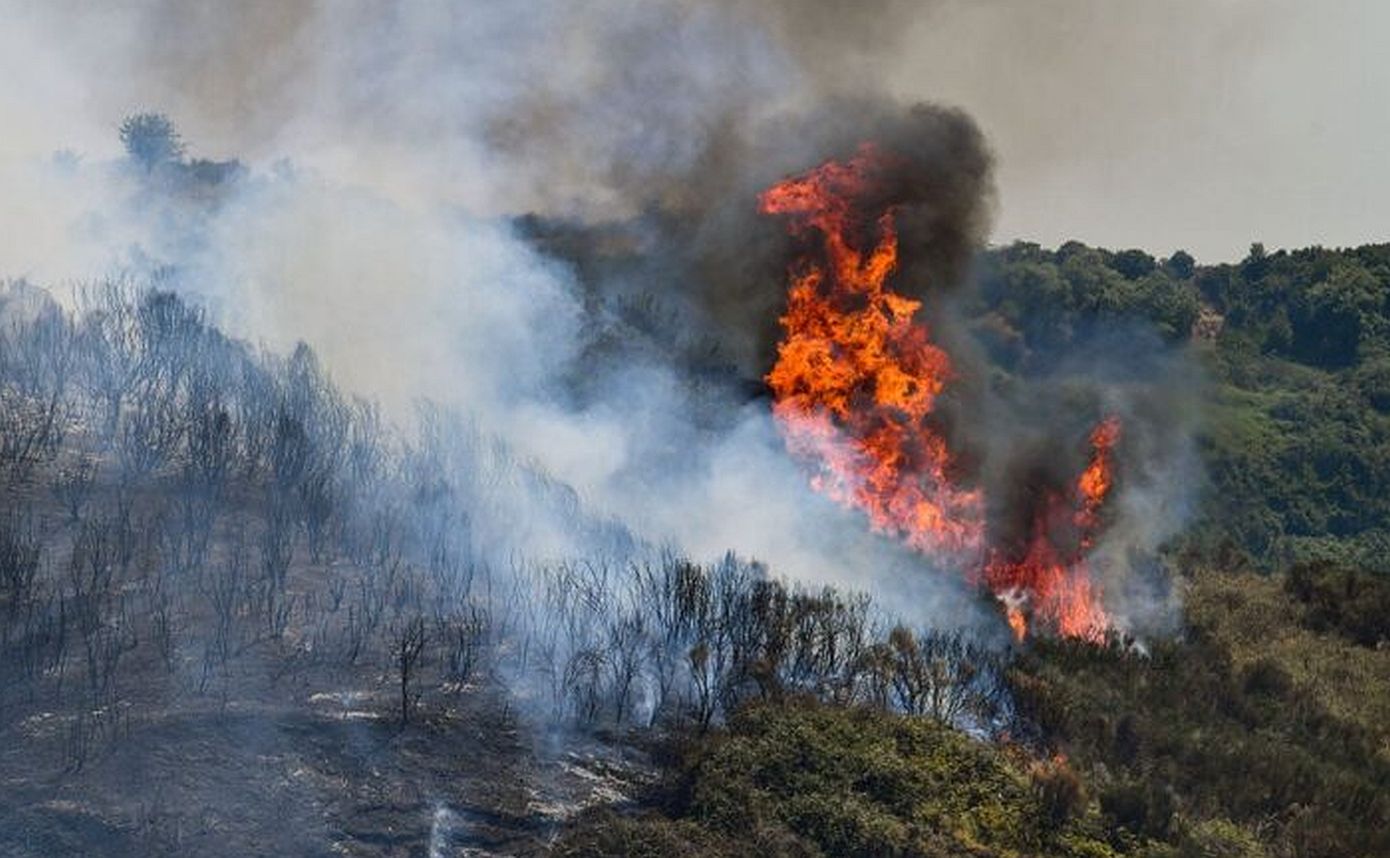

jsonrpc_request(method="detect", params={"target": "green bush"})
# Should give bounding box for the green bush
[974,240,1390,572]
[1173,818,1267,858]
[1285,560,1390,645]
[1010,573,1390,858]
[560,699,1122,857]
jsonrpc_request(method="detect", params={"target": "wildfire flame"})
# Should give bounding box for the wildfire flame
[983,417,1119,642]
[760,145,984,556]
[760,145,1117,641]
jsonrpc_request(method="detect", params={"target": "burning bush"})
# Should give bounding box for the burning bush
[760,146,1124,641]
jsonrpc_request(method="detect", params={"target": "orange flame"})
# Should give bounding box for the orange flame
[760,145,1117,642]
[983,416,1119,642]
[760,145,984,556]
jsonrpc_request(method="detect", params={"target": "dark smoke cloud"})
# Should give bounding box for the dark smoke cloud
[478,1,980,381]
[521,100,995,387]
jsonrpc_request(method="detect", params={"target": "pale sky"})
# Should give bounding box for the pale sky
[4,1,1387,265]
[891,1,1390,261]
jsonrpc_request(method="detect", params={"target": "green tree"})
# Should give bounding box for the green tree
[1165,249,1196,280]
[119,112,185,171]
[1111,248,1157,280]
[1291,261,1380,367]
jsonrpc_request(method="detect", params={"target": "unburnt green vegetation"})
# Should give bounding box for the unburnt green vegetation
[557,572,1390,858]
[556,240,1390,857]
[971,240,1390,573]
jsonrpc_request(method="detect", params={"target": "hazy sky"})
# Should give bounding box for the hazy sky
[890,1,1390,261]
[4,1,1388,264]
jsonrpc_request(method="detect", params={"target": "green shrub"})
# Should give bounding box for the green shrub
[1174,818,1267,858]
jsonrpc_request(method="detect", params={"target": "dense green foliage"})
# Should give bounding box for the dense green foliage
[1284,560,1390,645]
[1014,568,1390,858]
[560,569,1390,858]
[970,241,1202,358]
[968,240,1390,572]
[561,700,1121,857]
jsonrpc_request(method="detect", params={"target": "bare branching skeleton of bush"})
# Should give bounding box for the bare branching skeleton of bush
[0,510,41,613]
[0,295,76,477]
[149,585,180,674]
[0,281,1014,751]
[182,372,236,497]
[435,604,487,689]
[51,454,97,521]
[492,553,1009,732]
[883,626,1006,723]
[200,534,245,671]
[392,614,427,726]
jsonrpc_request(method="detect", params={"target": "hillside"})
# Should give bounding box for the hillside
[970,240,1390,574]
[0,279,1008,854]
[0,235,1387,855]
[6,2,1390,856]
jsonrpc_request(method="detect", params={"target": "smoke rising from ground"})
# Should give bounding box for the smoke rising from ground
[0,0,1196,636]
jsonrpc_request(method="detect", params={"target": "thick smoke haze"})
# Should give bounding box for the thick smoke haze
[0,0,1208,635]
